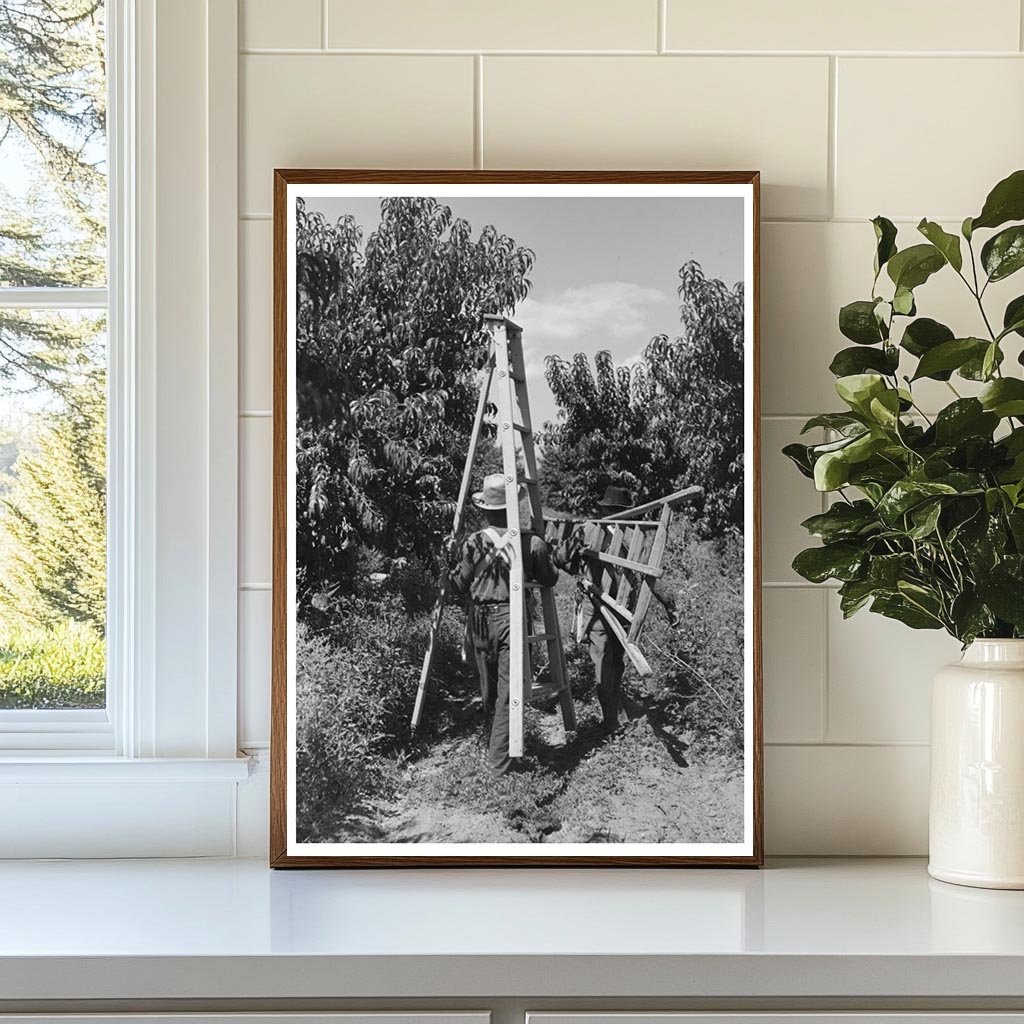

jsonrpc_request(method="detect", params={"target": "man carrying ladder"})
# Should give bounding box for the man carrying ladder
[450,473,559,776]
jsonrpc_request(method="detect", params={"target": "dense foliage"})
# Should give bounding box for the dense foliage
[785,169,1024,642]
[541,260,745,535]
[295,197,533,606]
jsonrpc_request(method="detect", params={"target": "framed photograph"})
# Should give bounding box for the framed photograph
[271,170,762,867]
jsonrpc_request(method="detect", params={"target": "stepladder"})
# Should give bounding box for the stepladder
[412,315,577,759]
[545,485,703,678]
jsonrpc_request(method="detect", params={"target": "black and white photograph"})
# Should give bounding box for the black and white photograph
[272,172,761,866]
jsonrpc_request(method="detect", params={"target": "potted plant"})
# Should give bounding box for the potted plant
[785,169,1024,889]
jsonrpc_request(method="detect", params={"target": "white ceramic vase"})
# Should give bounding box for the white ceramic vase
[929,639,1024,889]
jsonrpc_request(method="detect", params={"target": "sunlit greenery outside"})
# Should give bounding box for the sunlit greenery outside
[0,1,107,708]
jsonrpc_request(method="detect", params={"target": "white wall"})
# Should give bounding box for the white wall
[234,0,1024,855]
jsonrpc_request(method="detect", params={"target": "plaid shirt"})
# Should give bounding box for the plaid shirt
[451,528,558,604]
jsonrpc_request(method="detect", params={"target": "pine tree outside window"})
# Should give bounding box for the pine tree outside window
[0,1,110,738]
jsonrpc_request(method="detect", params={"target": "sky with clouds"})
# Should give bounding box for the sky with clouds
[302,194,744,427]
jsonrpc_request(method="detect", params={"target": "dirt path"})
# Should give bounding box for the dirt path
[368,702,744,845]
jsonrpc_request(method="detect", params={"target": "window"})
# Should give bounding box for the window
[0,1,110,742]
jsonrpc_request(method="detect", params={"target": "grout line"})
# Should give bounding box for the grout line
[827,56,838,220]
[474,55,484,169]
[321,0,328,50]
[238,46,1024,58]
[766,740,931,748]
[761,585,839,593]
[657,0,666,54]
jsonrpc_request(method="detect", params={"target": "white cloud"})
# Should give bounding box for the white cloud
[516,281,670,344]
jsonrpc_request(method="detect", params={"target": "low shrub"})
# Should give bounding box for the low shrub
[295,568,477,837]
[641,528,745,752]
[0,619,105,709]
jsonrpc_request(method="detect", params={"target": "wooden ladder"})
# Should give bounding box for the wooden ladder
[412,315,576,759]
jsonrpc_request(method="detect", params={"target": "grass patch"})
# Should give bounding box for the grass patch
[0,619,105,709]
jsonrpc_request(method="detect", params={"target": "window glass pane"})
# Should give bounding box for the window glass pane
[0,1,107,288]
[0,309,105,709]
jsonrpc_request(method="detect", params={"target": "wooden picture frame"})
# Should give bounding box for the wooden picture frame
[271,170,762,867]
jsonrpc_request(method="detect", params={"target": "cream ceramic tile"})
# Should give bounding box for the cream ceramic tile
[239,589,272,747]
[240,55,474,213]
[666,0,1020,53]
[762,588,825,743]
[241,0,321,50]
[328,0,657,51]
[762,221,1022,415]
[761,418,824,584]
[240,220,272,412]
[483,56,830,219]
[240,416,273,586]
[827,599,961,744]
[836,58,1024,221]
[766,744,929,854]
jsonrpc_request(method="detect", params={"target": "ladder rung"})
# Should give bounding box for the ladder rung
[521,475,538,484]
[524,580,546,589]
[528,633,556,643]
[512,423,532,435]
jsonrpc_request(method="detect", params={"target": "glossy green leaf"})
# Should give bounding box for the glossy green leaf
[871,594,943,630]
[982,341,1001,381]
[814,450,850,491]
[971,169,1024,232]
[835,373,887,412]
[829,345,899,378]
[868,389,902,430]
[979,377,1024,418]
[781,442,814,479]
[911,337,987,380]
[908,500,942,540]
[976,579,1024,629]
[900,317,955,364]
[877,479,958,523]
[792,542,866,584]
[1003,295,1024,339]
[872,216,898,278]
[800,501,879,543]
[917,218,963,272]
[933,398,999,444]
[981,225,1024,282]
[800,412,865,435]
[950,592,995,644]
[960,344,1004,381]
[887,243,946,291]
[892,286,916,316]
[839,299,886,345]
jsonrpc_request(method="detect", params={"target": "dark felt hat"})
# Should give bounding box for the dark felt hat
[596,485,633,511]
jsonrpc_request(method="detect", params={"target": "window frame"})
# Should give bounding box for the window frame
[0,3,122,751]
[0,0,242,770]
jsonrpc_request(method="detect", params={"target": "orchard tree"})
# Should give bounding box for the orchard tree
[645,261,745,535]
[540,261,744,535]
[295,197,534,600]
[539,350,659,514]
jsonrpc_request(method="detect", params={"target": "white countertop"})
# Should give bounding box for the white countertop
[1,857,1023,1002]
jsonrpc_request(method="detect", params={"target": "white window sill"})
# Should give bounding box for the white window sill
[0,755,252,782]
